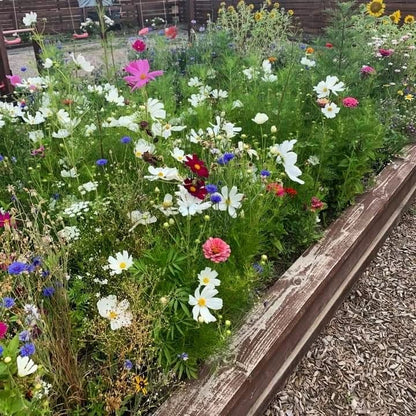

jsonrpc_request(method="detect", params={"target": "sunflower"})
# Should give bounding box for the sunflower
[389,10,401,24]
[404,15,415,24]
[366,0,385,18]
[254,11,263,21]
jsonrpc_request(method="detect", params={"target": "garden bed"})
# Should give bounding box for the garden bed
[155,143,416,416]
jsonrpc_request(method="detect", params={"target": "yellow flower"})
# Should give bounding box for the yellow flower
[248,4,254,10]
[274,2,280,8]
[366,0,385,18]
[288,9,294,16]
[134,376,148,395]
[404,15,415,24]
[404,94,414,101]
[254,11,263,21]
[397,90,404,96]
[227,5,235,12]
[266,0,272,6]
[389,10,401,24]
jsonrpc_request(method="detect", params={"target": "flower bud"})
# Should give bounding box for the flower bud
[261,254,268,261]
[271,125,277,133]
[4,356,11,363]
[225,320,231,327]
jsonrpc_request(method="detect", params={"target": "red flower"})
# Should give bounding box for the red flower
[132,39,147,52]
[310,196,324,211]
[184,178,208,200]
[378,48,394,57]
[325,42,333,48]
[285,187,298,197]
[184,154,209,178]
[266,182,285,197]
[165,26,178,39]
[0,321,8,339]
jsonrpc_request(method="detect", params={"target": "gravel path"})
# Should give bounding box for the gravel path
[266,201,416,416]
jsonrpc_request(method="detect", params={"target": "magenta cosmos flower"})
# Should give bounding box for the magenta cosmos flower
[342,97,359,108]
[0,321,8,339]
[202,238,231,263]
[132,39,146,52]
[123,59,163,91]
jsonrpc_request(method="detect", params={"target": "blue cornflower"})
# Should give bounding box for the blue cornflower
[20,343,36,357]
[0,346,3,356]
[52,193,60,200]
[42,287,55,297]
[32,256,42,267]
[120,136,131,144]
[26,264,36,273]
[2,297,15,308]
[210,194,222,204]
[19,330,31,342]
[0,155,4,162]
[299,43,307,50]
[42,270,50,277]
[178,352,189,361]
[260,170,271,177]
[253,263,264,273]
[8,262,28,275]
[124,359,133,370]
[96,159,108,166]
[20,66,27,72]
[217,153,235,165]
[205,184,218,194]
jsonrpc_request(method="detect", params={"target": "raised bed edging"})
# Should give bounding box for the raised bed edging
[155,144,416,416]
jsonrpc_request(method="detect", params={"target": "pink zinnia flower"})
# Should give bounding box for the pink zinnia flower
[138,27,150,36]
[378,48,394,57]
[6,74,22,86]
[342,97,359,108]
[0,321,8,339]
[202,238,231,263]
[310,197,324,211]
[165,26,178,39]
[132,39,146,52]
[123,59,163,91]
[360,65,375,75]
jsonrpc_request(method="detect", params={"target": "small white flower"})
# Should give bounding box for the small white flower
[188,77,203,87]
[211,89,228,99]
[147,98,166,120]
[269,140,304,184]
[242,67,258,80]
[23,12,37,27]
[105,87,125,106]
[187,128,204,143]
[313,75,345,98]
[57,226,81,242]
[129,210,157,226]
[212,185,244,218]
[97,295,133,330]
[300,56,316,67]
[17,356,38,377]
[232,100,244,109]
[144,166,182,182]
[170,147,188,162]
[107,250,133,275]
[52,129,70,139]
[43,58,53,69]
[70,53,94,72]
[188,286,223,323]
[307,155,320,166]
[321,102,340,119]
[28,130,44,142]
[22,112,45,125]
[188,93,206,108]
[175,186,211,216]
[197,267,220,287]
[252,113,269,125]
[262,59,272,74]
[157,194,178,216]
[60,167,78,178]
[134,139,155,159]
[151,121,186,139]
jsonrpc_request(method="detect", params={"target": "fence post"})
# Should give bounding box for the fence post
[0,26,13,96]
[187,0,196,40]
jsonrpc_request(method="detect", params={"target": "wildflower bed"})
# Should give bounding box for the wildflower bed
[0,1,415,414]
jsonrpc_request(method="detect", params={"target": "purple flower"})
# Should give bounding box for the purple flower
[260,170,271,177]
[206,184,218,194]
[2,297,15,308]
[96,159,108,166]
[20,343,36,357]
[217,153,235,165]
[178,352,188,361]
[19,330,31,342]
[42,287,55,297]
[0,155,4,162]
[32,256,42,267]
[253,263,264,273]
[0,346,3,356]
[120,136,132,144]
[124,359,133,370]
[20,66,27,72]
[8,262,28,275]
[210,194,222,204]
[42,270,50,277]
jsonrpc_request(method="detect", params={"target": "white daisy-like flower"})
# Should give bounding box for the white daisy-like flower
[188,93,206,108]
[170,147,188,162]
[197,267,221,287]
[43,58,53,69]
[28,130,44,142]
[188,77,203,87]
[52,129,70,139]
[107,250,133,275]
[269,140,304,184]
[188,286,223,323]
[22,112,45,125]
[60,167,78,178]
[300,56,316,67]
[105,87,125,106]
[157,194,178,216]
[151,121,186,139]
[129,210,157,226]
[232,100,244,109]
[313,75,345,98]
[97,295,133,330]
[252,113,269,124]
[187,128,204,143]
[134,139,155,159]
[321,102,340,119]
[17,356,38,377]
[212,185,244,218]
[175,186,211,216]
[211,89,228,99]
[70,53,94,72]
[23,12,37,27]
[242,67,258,80]
[147,98,166,120]
[144,166,182,182]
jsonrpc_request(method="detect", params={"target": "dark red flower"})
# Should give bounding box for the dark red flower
[184,178,207,200]
[285,187,298,197]
[310,196,324,211]
[379,48,394,57]
[325,42,333,48]
[184,154,209,178]
[132,39,147,52]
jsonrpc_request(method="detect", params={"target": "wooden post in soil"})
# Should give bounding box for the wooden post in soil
[187,0,196,40]
[0,26,13,96]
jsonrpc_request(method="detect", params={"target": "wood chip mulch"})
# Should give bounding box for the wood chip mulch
[265,201,416,416]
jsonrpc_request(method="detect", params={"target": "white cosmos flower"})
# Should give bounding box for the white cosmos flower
[22,112,45,125]
[187,128,204,143]
[23,12,37,27]
[262,59,272,73]
[52,129,70,138]
[157,194,178,216]
[242,67,258,80]
[175,186,211,216]
[188,77,203,87]
[262,73,278,82]
[105,87,125,106]
[300,56,316,67]
[70,53,94,72]
[147,98,166,120]
[232,100,244,109]
[198,267,220,287]
[322,102,340,119]
[188,286,223,323]
[60,167,78,178]
[28,130,44,142]
[129,210,157,225]
[313,75,345,98]
[43,58,53,69]
[211,89,228,99]
[97,295,133,330]
[107,250,133,275]
[212,185,244,218]
[188,93,206,108]
[269,140,304,184]
[151,121,186,139]
[56,109,71,126]
[170,147,189,162]
[144,166,182,182]
[17,356,38,377]
[134,139,155,159]
[222,121,242,139]
[252,113,269,124]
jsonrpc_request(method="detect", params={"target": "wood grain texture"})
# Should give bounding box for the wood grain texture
[155,144,416,416]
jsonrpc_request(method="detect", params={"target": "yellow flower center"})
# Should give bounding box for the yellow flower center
[162,201,172,208]
[370,2,382,13]
[135,151,142,157]
[194,164,201,170]
[119,262,127,269]
[202,277,210,284]
[140,74,147,80]
[225,198,231,205]
[198,297,207,306]
[158,172,165,177]
[165,124,171,130]
[190,186,197,192]
[108,310,118,320]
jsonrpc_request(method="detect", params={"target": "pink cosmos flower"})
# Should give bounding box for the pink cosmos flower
[138,27,150,36]
[202,238,231,263]
[0,321,8,339]
[378,48,394,57]
[360,65,375,75]
[6,74,22,86]
[342,97,359,108]
[0,212,12,228]
[165,26,178,39]
[132,39,146,52]
[123,59,163,91]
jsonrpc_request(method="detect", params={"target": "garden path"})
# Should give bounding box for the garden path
[266,200,416,415]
